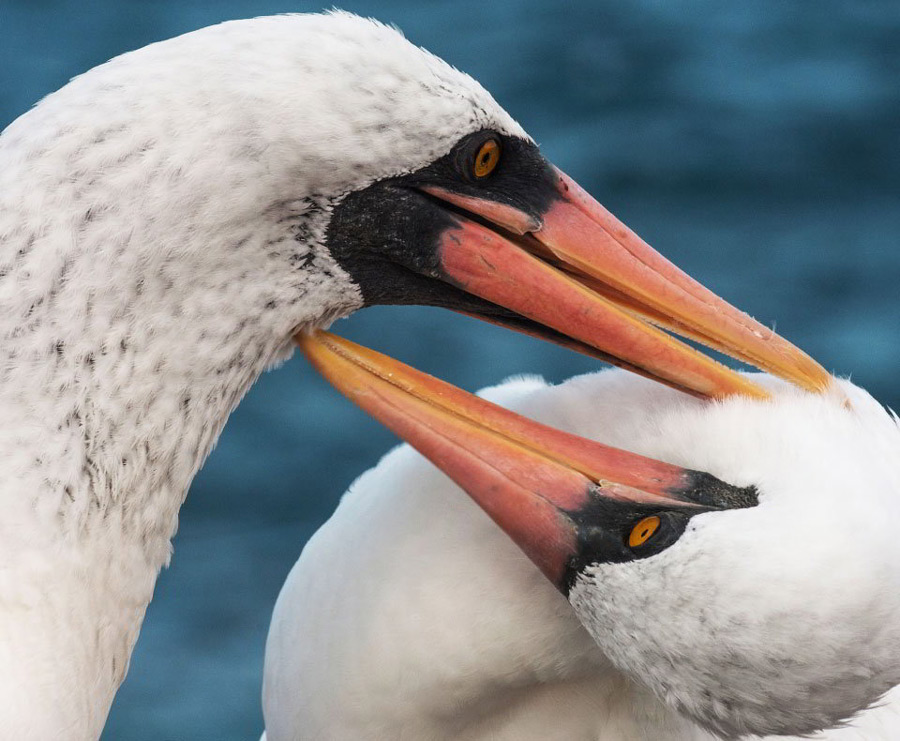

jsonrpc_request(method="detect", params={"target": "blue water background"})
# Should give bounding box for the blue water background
[2,1,899,738]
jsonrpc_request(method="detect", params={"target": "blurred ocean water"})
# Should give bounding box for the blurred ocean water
[2,1,899,738]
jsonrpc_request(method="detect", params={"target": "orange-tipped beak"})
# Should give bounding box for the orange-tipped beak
[299,331,758,591]
[420,166,831,399]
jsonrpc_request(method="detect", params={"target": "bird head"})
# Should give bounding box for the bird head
[6,12,829,399]
[286,12,831,399]
[565,377,900,737]
[301,332,900,738]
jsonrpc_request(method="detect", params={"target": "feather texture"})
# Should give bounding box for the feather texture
[263,370,900,740]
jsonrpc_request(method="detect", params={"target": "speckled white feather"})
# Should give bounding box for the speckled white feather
[263,370,900,740]
[0,13,524,738]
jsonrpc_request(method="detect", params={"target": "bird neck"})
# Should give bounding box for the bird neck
[0,90,360,740]
[0,151,354,548]
[0,222,347,738]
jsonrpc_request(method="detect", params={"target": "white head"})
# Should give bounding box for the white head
[0,11,526,352]
[562,377,900,738]
[291,333,900,739]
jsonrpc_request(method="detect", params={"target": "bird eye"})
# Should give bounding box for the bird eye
[473,138,501,178]
[627,515,661,548]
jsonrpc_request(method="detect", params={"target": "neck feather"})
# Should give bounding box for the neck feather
[0,88,359,739]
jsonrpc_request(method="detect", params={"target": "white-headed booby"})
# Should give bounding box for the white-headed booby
[264,336,900,740]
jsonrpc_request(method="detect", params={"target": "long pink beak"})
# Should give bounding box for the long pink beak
[421,167,830,399]
[299,331,755,590]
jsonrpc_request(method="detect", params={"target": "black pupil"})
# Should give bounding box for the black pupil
[481,151,490,164]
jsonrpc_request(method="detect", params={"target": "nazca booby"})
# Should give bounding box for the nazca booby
[264,335,900,740]
[1,11,827,738]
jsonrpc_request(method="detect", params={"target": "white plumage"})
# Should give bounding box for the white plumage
[263,370,900,740]
[0,13,524,738]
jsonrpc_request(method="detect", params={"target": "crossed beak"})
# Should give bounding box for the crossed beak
[297,167,828,589]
